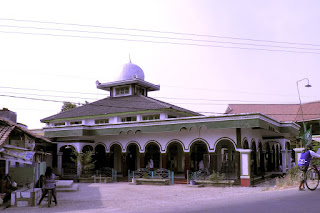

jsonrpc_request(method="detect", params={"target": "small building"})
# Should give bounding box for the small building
[41,62,300,186]
[0,108,51,187]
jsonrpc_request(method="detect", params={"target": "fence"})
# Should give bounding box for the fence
[128,168,174,184]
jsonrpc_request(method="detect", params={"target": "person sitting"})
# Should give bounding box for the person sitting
[0,174,16,203]
[36,175,45,193]
[297,144,320,191]
[37,167,57,205]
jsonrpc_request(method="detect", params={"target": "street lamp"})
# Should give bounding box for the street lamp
[296,78,312,133]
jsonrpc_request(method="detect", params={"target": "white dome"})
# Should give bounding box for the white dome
[117,62,145,81]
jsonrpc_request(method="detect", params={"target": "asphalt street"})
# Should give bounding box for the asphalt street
[2,182,319,213]
[162,187,320,213]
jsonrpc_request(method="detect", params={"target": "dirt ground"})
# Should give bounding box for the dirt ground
[2,180,296,213]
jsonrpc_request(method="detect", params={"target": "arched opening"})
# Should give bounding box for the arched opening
[243,140,249,149]
[265,143,271,172]
[276,145,280,171]
[127,143,139,171]
[145,143,160,169]
[60,145,77,178]
[272,145,276,171]
[110,144,122,173]
[190,141,208,172]
[214,140,238,179]
[251,142,257,176]
[82,145,93,153]
[258,143,265,176]
[94,144,107,171]
[166,142,184,173]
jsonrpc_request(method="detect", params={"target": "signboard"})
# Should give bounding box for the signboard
[0,147,35,164]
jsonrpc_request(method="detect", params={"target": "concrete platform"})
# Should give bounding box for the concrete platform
[55,180,78,192]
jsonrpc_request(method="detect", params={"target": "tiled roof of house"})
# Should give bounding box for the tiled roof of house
[0,125,14,146]
[0,116,51,145]
[41,95,202,122]
[226,101,320,122]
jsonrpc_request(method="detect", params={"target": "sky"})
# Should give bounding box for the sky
[0,0,320,129]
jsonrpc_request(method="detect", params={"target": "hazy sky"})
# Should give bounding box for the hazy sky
[1,0,320,129]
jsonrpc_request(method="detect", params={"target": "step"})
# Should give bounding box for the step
[55,180,74,188]
[56,183,79,192]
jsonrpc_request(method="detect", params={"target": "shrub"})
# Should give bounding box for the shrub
[209,171,225,181]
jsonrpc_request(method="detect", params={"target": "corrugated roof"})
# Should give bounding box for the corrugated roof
[41,95,202,122]
[226,101,320,122]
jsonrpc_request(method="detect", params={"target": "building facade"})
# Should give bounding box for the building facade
[41,62,300,186]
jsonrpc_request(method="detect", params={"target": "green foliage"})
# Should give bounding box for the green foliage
[70,150,96,177]
[142,172,149,179]
[61,102,77,112]
[208,171,225,181]
[311,141,320,166]
[275,166,300,188]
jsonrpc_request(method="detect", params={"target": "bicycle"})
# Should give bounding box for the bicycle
[47,189,53,207]
[305,164,320,191]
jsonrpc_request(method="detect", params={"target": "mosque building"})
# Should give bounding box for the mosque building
[41,61,299,186]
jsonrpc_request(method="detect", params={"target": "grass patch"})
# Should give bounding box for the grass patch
[275,166,300,189]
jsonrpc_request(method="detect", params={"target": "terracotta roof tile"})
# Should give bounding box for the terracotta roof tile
[226,101,320,122]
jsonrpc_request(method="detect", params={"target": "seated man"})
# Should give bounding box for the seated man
[0,174,16,203]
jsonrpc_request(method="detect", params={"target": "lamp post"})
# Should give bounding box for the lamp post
[296,78,312,144]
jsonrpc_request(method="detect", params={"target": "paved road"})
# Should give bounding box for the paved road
[2,182,318,213]
[158,188,318,213]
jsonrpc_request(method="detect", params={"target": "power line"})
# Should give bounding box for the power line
[1,85,317,104]
[161,85,320,99]
[1,17,320,48]
[0,86,102,95]
[3,94,320,117]
[0,91,98,101]
[2,30,320,55]
[1,24,320,52]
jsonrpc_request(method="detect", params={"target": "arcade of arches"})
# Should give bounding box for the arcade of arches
[57,139,293,184]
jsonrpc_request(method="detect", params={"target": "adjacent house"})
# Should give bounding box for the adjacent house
[41,62,300,186]
[226,102,320,146]
[0,108,51,187]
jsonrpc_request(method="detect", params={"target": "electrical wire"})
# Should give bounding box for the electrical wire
[3,93,320,116]
[1,30,320,55]
[1,17,320,48]
[1,24,320,52]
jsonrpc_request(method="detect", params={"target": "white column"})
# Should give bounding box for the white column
[57,152,63,175]
[237,149,251,187]
[287,150,292,170]
[281,150,287,173]
[294,148,304,166]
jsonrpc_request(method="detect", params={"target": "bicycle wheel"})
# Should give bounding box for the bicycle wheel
[305,168,320,191]
[48,190,52,207]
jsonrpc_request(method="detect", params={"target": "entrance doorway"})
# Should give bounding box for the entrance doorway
[127,144,139,171]
[166,142,184,173]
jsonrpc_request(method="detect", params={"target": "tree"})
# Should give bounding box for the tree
[70,150,96,177]
[61,102,77,112]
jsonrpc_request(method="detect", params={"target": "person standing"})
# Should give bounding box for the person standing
[38,167,57,205]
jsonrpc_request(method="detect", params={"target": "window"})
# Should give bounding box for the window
[142,114,160,121]
[136,86,146,96]
[168,115,177,119]
[54,122,65,126]
[95,119,109,124]
[115,86,130,95]
[121,116,137,122]
[70,121,82,125]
